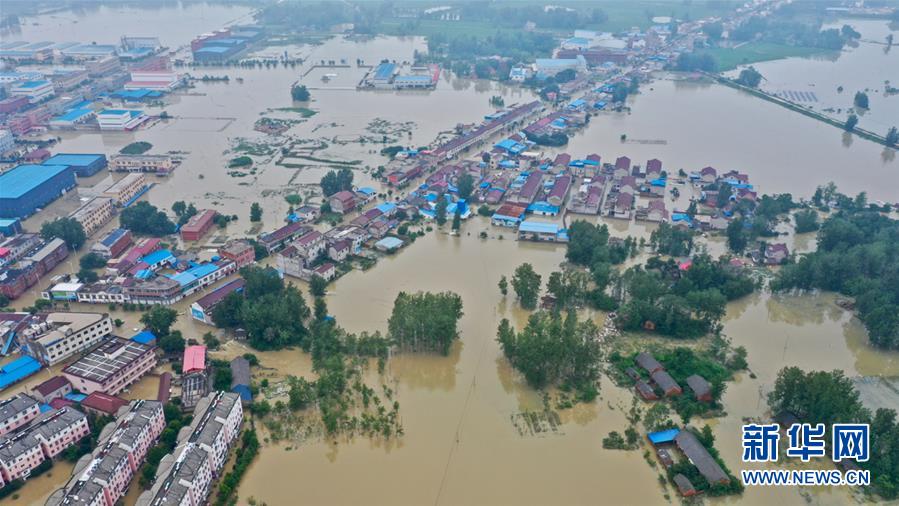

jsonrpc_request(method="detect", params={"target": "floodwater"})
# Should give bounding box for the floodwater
[559,76,897,202]
[726,19,899,137]
[4,5,899,506]
[2,2,257,49]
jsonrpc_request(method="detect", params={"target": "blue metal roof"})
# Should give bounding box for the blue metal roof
[0,164,71,199]
[195,46,232,54]
[131,331,157,344]
[44,154,104,167]
[376,202,396,214]
[374,62,396,80]
[13,80,51,89]
[52,108,94,123]
[357,186,376,195]
[0,356,42,389]
[232,384,252,401]
[519,220,559,234]
[186,263,219,278]
[140,249,174,266]
[648,428,680,445]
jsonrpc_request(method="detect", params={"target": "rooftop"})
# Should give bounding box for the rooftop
[519,220,559,234]
[44,153,105,167]
[0,164,72,199]
[63,337,155,384]
[183,345,206,374]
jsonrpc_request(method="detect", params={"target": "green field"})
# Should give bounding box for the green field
[697,42,834,71]
[378,0,740,40]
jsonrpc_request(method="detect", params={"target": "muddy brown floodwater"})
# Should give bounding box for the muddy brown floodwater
[3,5,899,504]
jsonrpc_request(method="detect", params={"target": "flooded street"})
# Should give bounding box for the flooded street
[2,4,899,505]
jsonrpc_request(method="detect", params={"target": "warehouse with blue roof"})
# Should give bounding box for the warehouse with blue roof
[43,153,108,177]
[0,164,76,218]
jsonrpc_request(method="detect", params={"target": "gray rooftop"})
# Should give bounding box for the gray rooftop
[0,393,39,424]
[63,337,154,384]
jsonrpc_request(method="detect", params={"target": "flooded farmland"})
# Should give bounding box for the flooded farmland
[2,3,899,505]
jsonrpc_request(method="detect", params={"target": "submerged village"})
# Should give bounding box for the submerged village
[0,1,899,505]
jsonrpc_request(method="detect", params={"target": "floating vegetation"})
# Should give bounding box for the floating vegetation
[233,140,278,156]
[254,117,303,135]
[510,410,563,437]
[269,106,318,118]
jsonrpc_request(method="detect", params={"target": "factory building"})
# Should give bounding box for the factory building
[9,80,55,104]
[0,164,76,219]
[43,153,108,177]
[97,109,148,130]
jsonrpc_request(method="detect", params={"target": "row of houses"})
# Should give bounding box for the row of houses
[137,392,243,506]
[0,406,89,487]
[49,400,166,506]
[45,238,254,307]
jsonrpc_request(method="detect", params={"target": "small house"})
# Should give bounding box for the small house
[764,243,789,265]
[32,376,72,403]
[651,370,682,397]
[635,380,658,401]
[699,166,717,183]
[328,239,351,262]
[686,374,712,402]
[635,352,663,374]
[673,474,698,497]
[230,356,252,405]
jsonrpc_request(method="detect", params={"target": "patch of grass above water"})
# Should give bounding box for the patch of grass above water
[697,42,832,71]
[271,107,317,118]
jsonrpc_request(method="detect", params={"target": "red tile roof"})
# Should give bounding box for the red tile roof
[33,376,71,397]
[81,392,128,415]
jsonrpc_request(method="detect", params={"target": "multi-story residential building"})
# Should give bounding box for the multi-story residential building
[138,392,242,506]
[69,197,116,237]
[9,80,55,104]
[0,394,40,437]
[0,408,89,484]
[63,337,157,395]
[0,238,70,300]
[102,173,147,206]
[0,233,42,267]
[217,239,254,268]
[21,312,113,366]
[96,109,148,131]
[258,222,309,252]
[329,190,356,214]
[49,400,165,506]
[109,154,176,174]
[276,230,325,279]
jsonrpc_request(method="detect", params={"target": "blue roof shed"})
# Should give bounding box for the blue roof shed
[648,428,680,445]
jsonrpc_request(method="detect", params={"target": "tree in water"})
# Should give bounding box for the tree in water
[435,198,448,226]
[844,114,858,132]
[498,275,508,296]
[854,91,869,109]
[511,263,542,309]
[250,202,263,222]
[886,126,899,147]
[291,84,310,101]
[451,208,462,231]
